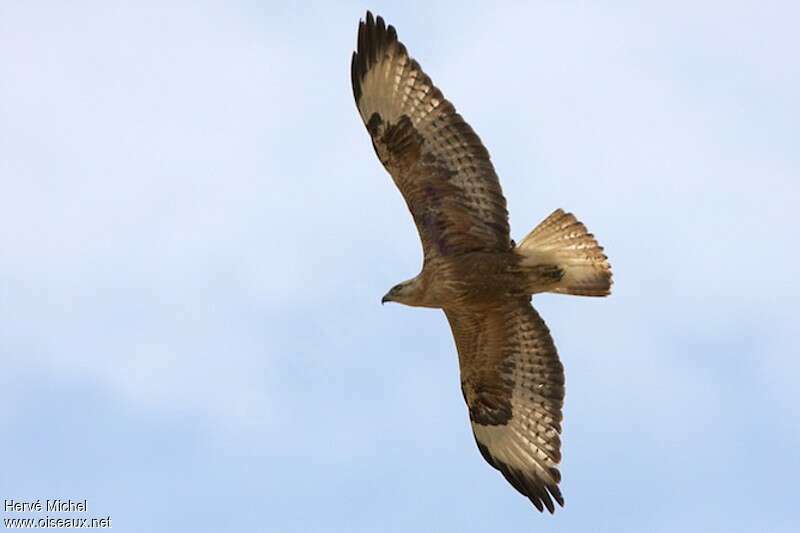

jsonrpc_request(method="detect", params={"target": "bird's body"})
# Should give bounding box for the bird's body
[389,252,528,308]
[351,11,612,513]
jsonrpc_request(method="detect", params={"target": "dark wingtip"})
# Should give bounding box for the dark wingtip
[350,51,361,102]
[351,11,400,106]
[529,496,545,512]
[551,485,565,508]
[475,436,564,514]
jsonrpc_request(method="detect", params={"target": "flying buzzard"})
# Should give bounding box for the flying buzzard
[351,11,612,513]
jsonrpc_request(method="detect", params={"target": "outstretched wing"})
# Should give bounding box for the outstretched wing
[351,11,510,261]
[445,302,566,513]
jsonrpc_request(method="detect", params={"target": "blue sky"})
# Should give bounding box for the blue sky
[1,1,798,531]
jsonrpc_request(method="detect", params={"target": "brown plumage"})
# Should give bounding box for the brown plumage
[351,11,612,513]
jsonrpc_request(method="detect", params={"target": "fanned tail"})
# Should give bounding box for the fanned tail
[516,209,612,297]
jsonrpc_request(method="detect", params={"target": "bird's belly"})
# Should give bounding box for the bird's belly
[425,254,523,308]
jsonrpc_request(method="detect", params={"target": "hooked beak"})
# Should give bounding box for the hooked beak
[381,293,391,305]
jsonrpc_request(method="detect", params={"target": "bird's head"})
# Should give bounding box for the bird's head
[381,278,422,306]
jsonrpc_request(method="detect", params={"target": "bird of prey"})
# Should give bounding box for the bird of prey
[351,11,612,513]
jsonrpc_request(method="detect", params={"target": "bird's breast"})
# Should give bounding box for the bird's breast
[422,253,523,309]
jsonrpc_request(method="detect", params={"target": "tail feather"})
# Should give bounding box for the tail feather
[517,209,612,297]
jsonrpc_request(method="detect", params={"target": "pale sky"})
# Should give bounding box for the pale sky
[1,2,798,532]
